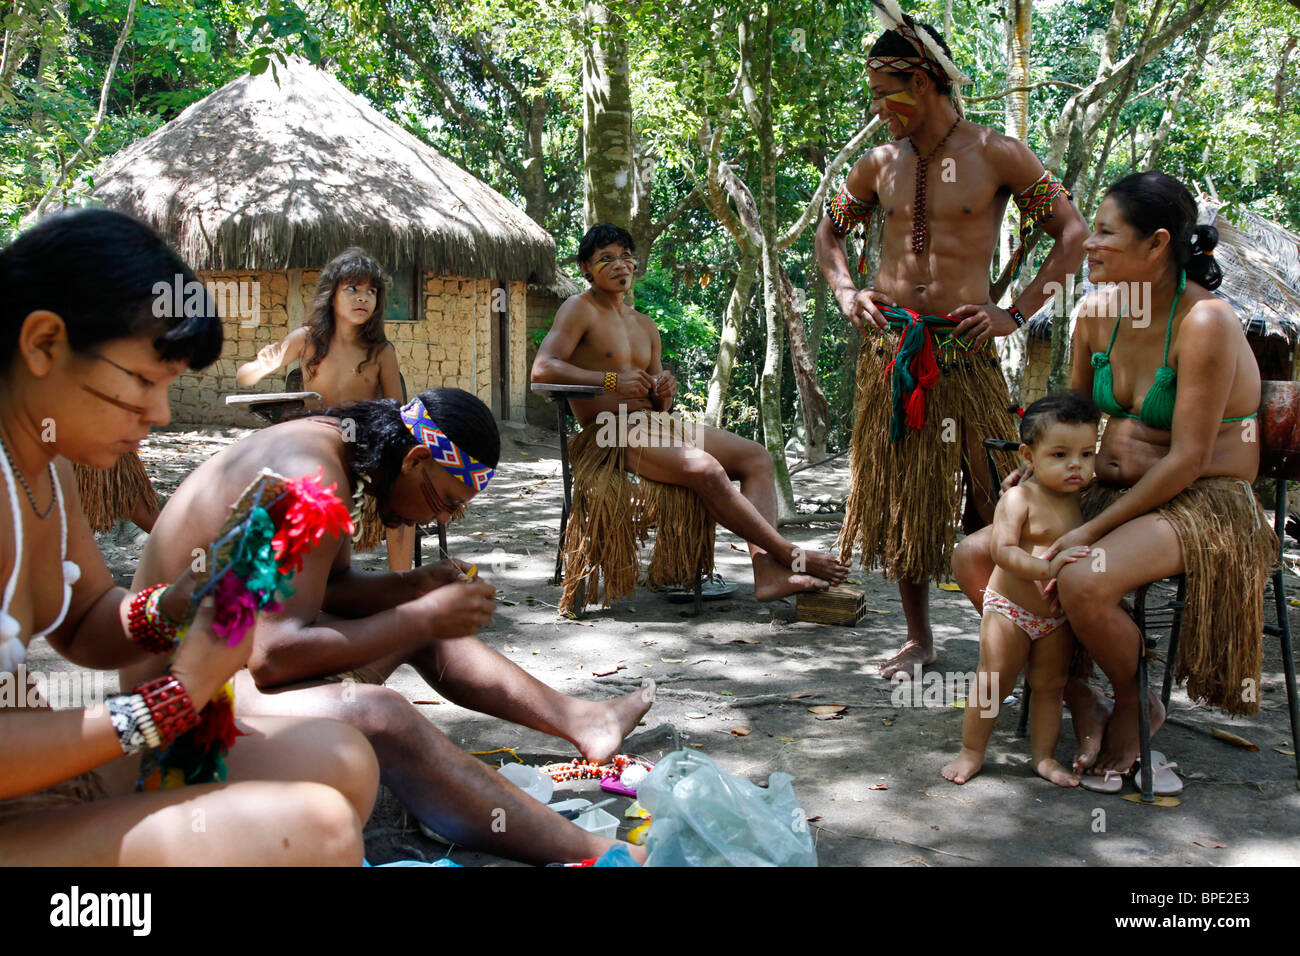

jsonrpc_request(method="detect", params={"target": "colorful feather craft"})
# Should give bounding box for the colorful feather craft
[140,468,352,790]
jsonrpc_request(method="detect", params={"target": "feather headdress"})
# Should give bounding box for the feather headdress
[865,0,969,115]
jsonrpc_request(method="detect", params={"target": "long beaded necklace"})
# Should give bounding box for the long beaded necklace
[0,435,54,520]
[909,117,961,257]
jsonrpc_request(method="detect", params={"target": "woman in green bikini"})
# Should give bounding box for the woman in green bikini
[954,171,1275,780]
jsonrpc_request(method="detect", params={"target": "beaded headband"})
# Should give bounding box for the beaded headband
[400,397,495,492]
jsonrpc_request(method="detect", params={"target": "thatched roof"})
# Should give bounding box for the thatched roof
[1024,199,1300,344]
[89,57,556,283]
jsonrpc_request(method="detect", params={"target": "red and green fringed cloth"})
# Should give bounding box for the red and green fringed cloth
[876,305,1000,443]
[138,468,354,790]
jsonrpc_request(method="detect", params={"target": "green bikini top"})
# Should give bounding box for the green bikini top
[1090,271,1257,431]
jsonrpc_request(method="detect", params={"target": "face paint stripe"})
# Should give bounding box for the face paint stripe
[81,384,148,415]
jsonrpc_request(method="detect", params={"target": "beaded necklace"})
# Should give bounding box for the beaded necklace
[909,117,961,257]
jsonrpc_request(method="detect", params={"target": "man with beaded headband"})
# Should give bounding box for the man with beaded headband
[126,386,655,865]
[815,2,1087,679]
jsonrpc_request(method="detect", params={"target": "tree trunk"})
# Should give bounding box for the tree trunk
[703,246,759,427]
[581,2,639,241]
[746,11,796,517]
[1001,0,1032,273]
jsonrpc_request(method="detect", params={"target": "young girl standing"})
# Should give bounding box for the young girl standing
[237,248,415,569]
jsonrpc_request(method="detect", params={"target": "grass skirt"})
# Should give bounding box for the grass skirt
[73,452,158,533]
[837,332,1019,583]
[1081,477,1277,716]
[560,411,715,614]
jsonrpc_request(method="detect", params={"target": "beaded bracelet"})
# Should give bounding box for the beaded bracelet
[136,674,200,747]
[106,694,154,755]
[604,371,617,393]
[127,584,182,654]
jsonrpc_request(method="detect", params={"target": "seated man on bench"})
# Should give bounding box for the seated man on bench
[532,222,849,601]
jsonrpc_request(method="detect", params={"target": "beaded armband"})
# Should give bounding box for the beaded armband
[1006,170,1071,281]
[136,674,200,747]
[1013,170,1069,228]
[604,371,617,393]
[825,184,878,238]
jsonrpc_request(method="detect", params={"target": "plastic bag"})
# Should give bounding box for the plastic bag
[636,749,817,866]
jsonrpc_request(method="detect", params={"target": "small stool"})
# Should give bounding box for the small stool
[530,383,708,616]
[225,390,322,425]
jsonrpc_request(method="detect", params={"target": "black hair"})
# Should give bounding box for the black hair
[0,208,222,369]
[867,20,955,94]
[304,247,390,380]
[1104,172,1222,291]
[302,387,500,505]
[577,223,636,267]
[1020,391,1101,446]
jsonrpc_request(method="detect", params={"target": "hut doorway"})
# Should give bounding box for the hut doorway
[492,281,511,421]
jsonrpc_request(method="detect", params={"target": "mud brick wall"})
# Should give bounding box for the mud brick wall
[171,270,527,426]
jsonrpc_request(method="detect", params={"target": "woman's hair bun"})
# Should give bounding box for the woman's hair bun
[1189,223,1218,255]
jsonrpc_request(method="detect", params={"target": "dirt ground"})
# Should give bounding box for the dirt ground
[50,420,1300,867]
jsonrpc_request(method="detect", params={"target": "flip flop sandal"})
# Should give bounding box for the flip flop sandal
[1133,750,1183,796]
[1078,769,1126,793]
[664,575,738,603]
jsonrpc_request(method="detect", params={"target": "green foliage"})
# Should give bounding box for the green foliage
[635,263,719,413]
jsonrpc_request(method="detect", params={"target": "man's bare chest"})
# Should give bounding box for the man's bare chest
[874,148,1008,224]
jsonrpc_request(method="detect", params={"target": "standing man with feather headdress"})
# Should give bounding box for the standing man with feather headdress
[816,3,1088,680]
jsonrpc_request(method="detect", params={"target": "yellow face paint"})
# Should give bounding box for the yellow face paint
[884,89,918,129]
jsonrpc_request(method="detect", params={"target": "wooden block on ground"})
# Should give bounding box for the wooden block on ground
[796,586,867,626]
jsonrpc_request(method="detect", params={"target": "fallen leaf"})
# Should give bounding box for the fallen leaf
[869,784,888,790]
[1192,840,1226,849]
[1275,747,1296,756]
[591,663,627,677]
[882,718,894,726]
[1211,728,1260,751]
[789,692,814,700]
[520,451,530,456]
[498,598,519,606]
[937,582,962,592]
[685,712,708,719]
[862,607,892,614]
[689,743,703,748]
[720,690,734,696]
[412,699,442,705]
[1122,794,1182,807]
[472,531,486,536]
[729,543,746,552]
[661,657,685,663]
[731,637,760,645]
[809,705,847,715]
[895,855,930,867]
[730,728,751,736]
[778,737,795,742]
[952,699,967,709]
[805,814,822,823]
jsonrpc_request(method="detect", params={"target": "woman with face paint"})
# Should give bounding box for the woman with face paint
[953,172,1273,786]
[0,209,378,864]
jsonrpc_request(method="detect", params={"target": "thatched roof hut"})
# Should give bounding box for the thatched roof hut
[88,58,560,426]
[90,56,556,283]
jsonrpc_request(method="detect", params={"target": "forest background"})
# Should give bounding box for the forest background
[4,0,1297,512]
